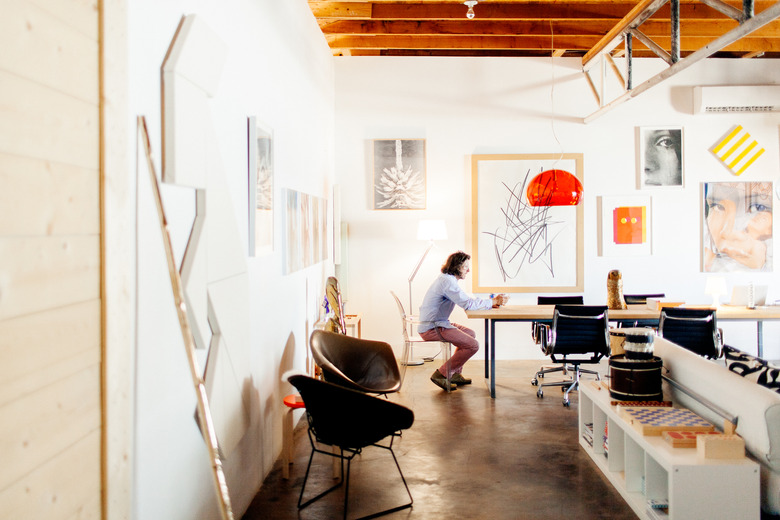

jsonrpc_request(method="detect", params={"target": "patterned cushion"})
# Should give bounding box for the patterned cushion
[723,345,780,393]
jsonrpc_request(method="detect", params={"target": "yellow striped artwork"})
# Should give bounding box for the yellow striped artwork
[710,125,765,176]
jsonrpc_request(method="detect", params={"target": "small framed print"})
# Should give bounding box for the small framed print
[638,126,684,189]
[248,116,273,256]
[372,139,426,210]
[600,195,652,256]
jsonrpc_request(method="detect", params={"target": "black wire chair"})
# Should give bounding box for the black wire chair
[288,374,414,520]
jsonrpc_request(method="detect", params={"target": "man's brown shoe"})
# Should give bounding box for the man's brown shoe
[430,369,457,391]
[450,373,472,385]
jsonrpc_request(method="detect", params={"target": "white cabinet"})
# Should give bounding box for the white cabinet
[579,382,760,519]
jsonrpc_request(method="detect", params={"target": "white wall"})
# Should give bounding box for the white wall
[334,57,780,362]
[129,1,334,518]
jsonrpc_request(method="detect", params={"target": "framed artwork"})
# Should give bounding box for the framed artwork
[248,116,274,256]
[282,188,328,274]
[710,124,765,176]
[702,181,773,273]
[638,126,684,188]
[372,139,426,210]
[470,153,584,293]
[600,195,652,256]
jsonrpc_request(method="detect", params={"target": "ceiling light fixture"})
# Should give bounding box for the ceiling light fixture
[464,1,478,19]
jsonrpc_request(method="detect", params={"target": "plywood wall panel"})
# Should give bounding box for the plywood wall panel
[0,236,99,321]
[0,0,98,102]
[0,71,98,170]
[0,364,100,493]
[0,429,100,519]
[0,299,100,406]
[22,0,98,40]
[0,153,99,236]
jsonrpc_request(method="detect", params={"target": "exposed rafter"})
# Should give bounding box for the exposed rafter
[583,0,780,122]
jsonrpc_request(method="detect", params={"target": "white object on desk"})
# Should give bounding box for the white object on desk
[730,285,768,307]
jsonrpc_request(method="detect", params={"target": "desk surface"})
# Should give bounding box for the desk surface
[465,304,780,321]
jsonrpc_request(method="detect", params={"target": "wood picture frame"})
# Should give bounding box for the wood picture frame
[470,153,584,293]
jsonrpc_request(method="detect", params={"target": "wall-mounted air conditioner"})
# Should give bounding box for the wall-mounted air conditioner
[692,85,780,114]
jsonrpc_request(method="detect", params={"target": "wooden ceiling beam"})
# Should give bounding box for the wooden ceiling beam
[585,0,780,122]
[319,19,780,37]
[310,1,777,20]
[327,34,780,52]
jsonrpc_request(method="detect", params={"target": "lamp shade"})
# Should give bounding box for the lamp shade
[526,169,583,207]
[704,276,727,306]
[417,219,448,241]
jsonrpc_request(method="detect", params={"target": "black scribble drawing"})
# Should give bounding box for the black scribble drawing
[482,171,566,282]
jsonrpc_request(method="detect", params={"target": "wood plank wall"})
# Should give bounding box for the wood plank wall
[0,0,102,518]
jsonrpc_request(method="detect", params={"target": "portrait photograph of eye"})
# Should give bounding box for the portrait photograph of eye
[638,126,684,189]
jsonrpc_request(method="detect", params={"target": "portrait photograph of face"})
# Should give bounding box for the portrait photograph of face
[702,181,773,273]
[639,126,683,188]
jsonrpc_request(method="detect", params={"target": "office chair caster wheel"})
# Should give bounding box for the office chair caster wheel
[537,389,543,398]
[563,399,570,407]
[531,378,538,386]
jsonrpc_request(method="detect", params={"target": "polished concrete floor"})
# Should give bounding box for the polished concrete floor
[244,359,641,519]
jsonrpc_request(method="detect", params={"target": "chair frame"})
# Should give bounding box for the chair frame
[290,375,414,520]
[530,296,584,385]
[391,291,453,391]
[531,305,610,406]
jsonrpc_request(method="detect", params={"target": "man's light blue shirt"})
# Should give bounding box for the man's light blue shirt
[417,273,492,333]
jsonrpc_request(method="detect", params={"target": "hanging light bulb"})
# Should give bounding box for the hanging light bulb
[464,1,478,19]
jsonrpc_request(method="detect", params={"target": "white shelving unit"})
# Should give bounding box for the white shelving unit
[579,382,760,519]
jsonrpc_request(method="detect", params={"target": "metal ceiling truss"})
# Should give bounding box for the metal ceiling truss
[582,0,780,122]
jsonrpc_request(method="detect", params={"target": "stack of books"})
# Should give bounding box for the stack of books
[582,422,594,447]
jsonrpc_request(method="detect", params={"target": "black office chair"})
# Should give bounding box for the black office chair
[531,305,610,406]
[310,329,403,395]
[288,374,414,520]
[620,293,665,328]
[659,307,722,359]
[531,295,584,344]
[623,293,666,305]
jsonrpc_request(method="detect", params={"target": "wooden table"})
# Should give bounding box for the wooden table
[466,304,780,398]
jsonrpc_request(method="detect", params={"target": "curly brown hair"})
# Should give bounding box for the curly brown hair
[441,251,470,276]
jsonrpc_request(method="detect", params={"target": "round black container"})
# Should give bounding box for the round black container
[609,354,663,401]
[622,327,655,360]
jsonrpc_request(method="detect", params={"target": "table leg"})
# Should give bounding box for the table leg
[757,322,764,359]
[484,319,489,379]
[490,319,496,399]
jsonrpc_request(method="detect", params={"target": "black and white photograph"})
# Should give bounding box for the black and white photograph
[372,138,426,210]
[638,126,684,188]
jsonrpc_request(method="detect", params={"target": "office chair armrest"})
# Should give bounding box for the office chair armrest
[538,323,553,355]
[531,322,543,344]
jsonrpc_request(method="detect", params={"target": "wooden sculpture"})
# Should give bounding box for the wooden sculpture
[607,269,627,310]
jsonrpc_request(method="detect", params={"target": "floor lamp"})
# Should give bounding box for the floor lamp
[405,219,448,365]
